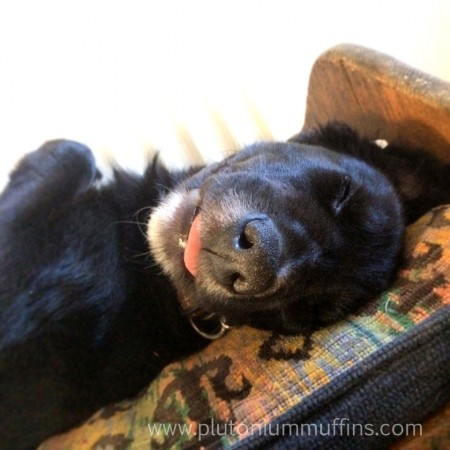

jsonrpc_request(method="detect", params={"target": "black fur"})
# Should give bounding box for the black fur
[0,141,205,449]
[1,123,450,449]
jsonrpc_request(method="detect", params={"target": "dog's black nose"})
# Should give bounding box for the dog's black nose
[206,216,281,295]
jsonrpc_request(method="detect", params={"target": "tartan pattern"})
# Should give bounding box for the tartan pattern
[40,206,450,450]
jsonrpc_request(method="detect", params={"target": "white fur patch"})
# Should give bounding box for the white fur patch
[147,190,185,272]
[374,139,389,149]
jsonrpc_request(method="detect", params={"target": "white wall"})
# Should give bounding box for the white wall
[1,0,450,187]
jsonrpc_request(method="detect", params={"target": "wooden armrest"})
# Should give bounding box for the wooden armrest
[303,44,450,162]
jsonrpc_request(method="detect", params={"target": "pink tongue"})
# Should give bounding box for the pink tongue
[184,214,202,277]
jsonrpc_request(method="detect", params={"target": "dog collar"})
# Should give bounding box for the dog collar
[177,292,231,340]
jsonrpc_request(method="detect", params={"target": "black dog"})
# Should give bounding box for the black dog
[1,123,449,449]
[149,123,450,331]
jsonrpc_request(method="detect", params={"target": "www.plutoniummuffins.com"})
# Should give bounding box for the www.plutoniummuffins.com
[147,417,422,440]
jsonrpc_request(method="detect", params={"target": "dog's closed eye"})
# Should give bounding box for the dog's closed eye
[333,176,352,213]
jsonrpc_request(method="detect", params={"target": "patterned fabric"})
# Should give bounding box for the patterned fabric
[41,206,450,450]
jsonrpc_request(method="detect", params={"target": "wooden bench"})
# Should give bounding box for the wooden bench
[303,43,450,162]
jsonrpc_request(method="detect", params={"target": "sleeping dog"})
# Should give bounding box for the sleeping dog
[1,123,450,449]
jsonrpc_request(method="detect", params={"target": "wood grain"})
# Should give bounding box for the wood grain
[303,44,450,161]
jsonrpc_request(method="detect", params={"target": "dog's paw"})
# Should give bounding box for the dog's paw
[9,140,99,196]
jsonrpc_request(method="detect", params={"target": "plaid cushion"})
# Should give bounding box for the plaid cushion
[41,206,450,449]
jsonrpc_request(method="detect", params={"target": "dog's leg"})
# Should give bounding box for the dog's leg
[0,142,106,448]
[0,140,99,222]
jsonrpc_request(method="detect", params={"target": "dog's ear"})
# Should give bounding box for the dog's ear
[288,122,362,149]
[287,129,315,145]
[289,122,390,169]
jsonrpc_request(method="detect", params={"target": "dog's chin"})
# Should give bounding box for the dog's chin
[175,281,288,319]
[169,257,289,319]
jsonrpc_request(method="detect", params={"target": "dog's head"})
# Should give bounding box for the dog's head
[148,141,404,333]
